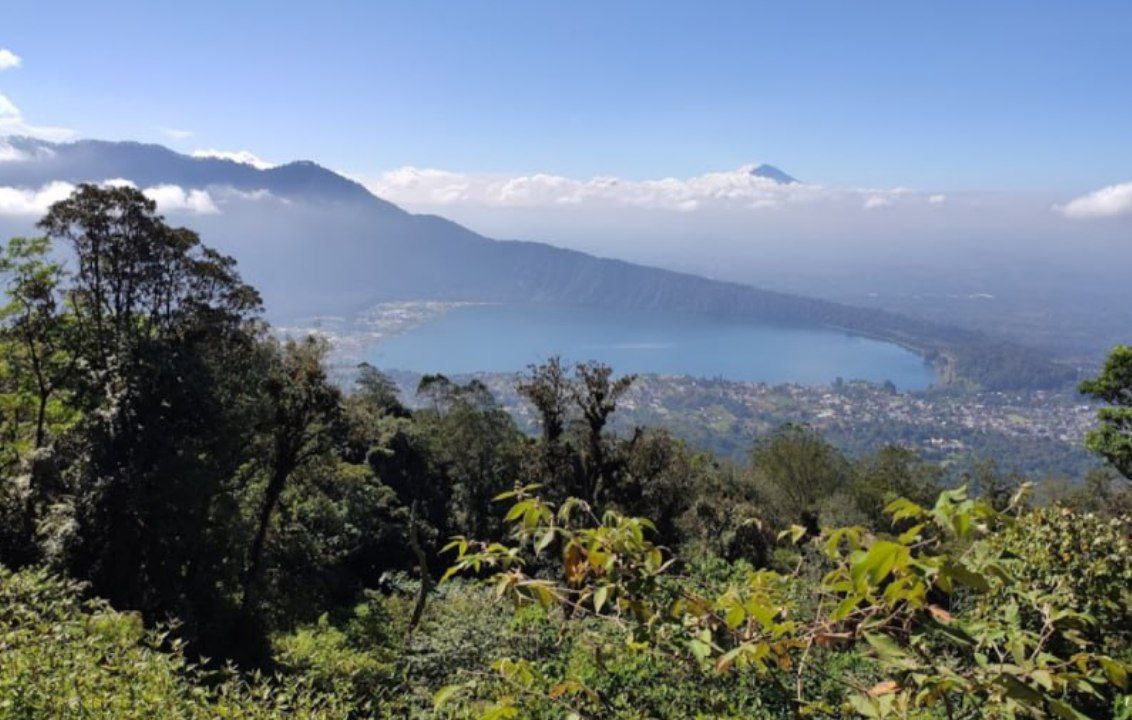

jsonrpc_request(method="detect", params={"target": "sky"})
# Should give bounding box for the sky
[2,0,1131,194]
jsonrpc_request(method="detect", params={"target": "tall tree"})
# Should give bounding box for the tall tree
[31,185,269,660]
[1079,344,1132,481]
[516,356,571,443]
[516,357,582,503]
[570,361,635,505]
[749,423,851,534]
[38,185,261,409]
[0,237,75,454]
[244,336,341,611]
[353,362,406,417]
[0,237,78,563]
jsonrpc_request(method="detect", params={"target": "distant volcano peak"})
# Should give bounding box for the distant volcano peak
[749,164,798,184]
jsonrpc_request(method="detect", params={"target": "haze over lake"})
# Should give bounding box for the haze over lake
[367,304,935,390]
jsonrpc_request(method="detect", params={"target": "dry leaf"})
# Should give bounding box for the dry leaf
[868,680,900,697]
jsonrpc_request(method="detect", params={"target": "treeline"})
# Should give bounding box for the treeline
[0,186,1128,718]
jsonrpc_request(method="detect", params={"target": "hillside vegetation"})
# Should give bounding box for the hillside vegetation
[0,186,1128,718]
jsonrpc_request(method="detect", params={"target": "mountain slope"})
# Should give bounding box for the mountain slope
[0,138,1074,390]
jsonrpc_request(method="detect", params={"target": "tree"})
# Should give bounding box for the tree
[749,423,851,533]
[1079,344,1132,480]
[616,427,703,542]
[0,237,79,562]
[244,336,341,612]
[516,357,583,505]
[37,185,260,408]
[0,237,76,454]
[516,356,571,443]
[844,445,942,527]
[570,361,636,505]
[24,185,271,661]
[353,362,406,416]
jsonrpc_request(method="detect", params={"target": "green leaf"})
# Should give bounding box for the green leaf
[897,523,924,544]
[480,703,519,720]
[847,693,881,718]
[1048,698,1093,720]
[1099,657,1128,689]
[433,684,462,709]
[725,604,745,629]
[535,529,555,553]
[688,638,712,660]
[864,633,916,670]
[593,585,609,614]
[941,561,990,592]
[504,499,533,522]
[777,524,807,544]
[1032,668,1054,691]
[885,498,926,522]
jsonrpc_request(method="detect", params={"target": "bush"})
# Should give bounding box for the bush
[0,565,353,719]
[993,506,1132,656]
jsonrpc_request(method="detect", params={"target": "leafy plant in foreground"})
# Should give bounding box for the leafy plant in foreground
[441,485,1130,719]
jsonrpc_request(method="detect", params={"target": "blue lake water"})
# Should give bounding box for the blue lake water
[367,304,935,390]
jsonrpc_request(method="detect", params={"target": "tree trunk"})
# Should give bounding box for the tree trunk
[242,464,290,613]
[34,392,48,450]
[406,500,432,637]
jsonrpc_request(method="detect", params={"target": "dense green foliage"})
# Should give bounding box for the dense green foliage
[0,565,348,719]
[1080,345,1132,481]
[442,485,1131,719]
[0,189,1128,717]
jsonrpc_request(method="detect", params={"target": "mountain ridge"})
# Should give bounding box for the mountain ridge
[1,137,389,207]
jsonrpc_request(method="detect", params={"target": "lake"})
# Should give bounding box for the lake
[366,304,935,390]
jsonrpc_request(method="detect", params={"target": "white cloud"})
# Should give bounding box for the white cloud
[191,149,275,170]
[362,164,928,213]
[1055,181,1132,219]
[0,92,75,141]
[0,93,18,117]
[0,180,220,217]
[161,127,194,140]
[928,194,947,205]
[0,181,76,215]
[99,178,275,208]
[104,178,137,188]
[142,184,219,215]
[0,49,20,71]
[211,186,283,203]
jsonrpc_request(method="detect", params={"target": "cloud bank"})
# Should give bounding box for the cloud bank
[143,184,219,214]
[0,181,75,215]
[0,180,221,216]
[1056,181,1132,219]
[362,164,935,213]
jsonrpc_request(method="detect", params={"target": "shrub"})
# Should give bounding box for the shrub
[0,565,353,719]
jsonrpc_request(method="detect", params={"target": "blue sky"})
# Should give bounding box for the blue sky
[2,0,1131,191]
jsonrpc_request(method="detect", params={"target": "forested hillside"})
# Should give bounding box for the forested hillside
[1,187,1128,718]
